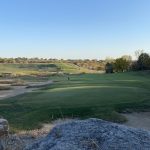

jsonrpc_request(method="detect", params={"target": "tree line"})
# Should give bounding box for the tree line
[0,50,149,73]
[0,57,106,71]
[105,50,150,73]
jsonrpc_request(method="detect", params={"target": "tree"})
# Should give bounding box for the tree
[135,49,144,60]
[137,53,150,70]
[122,55,132,62]
[114,58,130,72]
[0,58,5,63]
[105,63,113,73]
[105,57,115,63]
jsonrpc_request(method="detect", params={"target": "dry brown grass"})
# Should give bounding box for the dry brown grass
[0,80,14,84]
[0,86,11,90]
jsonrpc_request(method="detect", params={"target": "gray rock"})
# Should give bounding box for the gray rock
[0,119,9,137]
[0,134,37,150]
[25,119,150,150]
[0,119,9,150]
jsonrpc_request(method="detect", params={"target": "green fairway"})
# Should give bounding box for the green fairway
[0,71,150,130]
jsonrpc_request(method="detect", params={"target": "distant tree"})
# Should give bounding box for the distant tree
[122,55,132,70]
[135,49,144,60]
[114,58,130,72]
[137,53,150,70]
[105,57,115,63]
[131,61,139,71]
[105,63,113,73]
[0,58,5,63]
[122,55,132,62]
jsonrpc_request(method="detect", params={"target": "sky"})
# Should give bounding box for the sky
[0,0,150,59]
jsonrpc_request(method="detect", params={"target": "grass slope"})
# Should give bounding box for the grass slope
[56,62,96,73]
[0,63,59,76]
[0,63,94,76]
[0,71,150,130]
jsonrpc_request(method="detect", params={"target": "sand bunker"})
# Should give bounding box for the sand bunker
[123,112,150,131]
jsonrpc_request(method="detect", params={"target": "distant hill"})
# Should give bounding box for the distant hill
[0,62,98,77]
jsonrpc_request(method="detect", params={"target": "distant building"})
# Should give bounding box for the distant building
[105,63,113,73]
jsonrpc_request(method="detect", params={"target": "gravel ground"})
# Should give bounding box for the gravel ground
[24,118,150,150]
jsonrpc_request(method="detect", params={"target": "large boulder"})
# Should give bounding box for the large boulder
[25,119,150,150]
[0,119,9,137]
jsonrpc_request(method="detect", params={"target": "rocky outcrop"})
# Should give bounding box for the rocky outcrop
[25,119,150,150]
[0,119,9,150]
[0,119,9,137]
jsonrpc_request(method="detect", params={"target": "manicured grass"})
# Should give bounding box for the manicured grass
[0,71,150,130]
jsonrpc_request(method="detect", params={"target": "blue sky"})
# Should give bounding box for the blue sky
[0,0,150,59]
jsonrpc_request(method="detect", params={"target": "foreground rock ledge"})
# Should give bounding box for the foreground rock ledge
[0,119,9,137]
[25,119,150,150]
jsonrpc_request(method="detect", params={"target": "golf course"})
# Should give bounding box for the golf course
[0,71,149,131]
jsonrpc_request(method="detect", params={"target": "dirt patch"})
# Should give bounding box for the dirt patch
[26,80,53,88]
[122,112,150,131]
